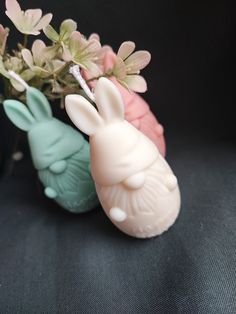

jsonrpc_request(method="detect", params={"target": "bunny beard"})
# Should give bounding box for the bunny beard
[96,161,180,238]
[38,152,97,212]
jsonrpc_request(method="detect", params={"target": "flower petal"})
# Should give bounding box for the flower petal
[24,30,41,35]
[0,25,8,39]
[117,41,135,60]
[24,9,42,27]
[99,45,113,56]
[22,49,34,68]
[0,25,9,55]
[83,61,102,77]
[43,24,59,42]
[32,39,46,66]
[5,0,22,23]
[60,19,77,39]
[0,56,9,78]
[62,43,72,62]
[6,0,52,35]
[124,75,147,93]
[0,25,5,36]
[34,13,52,32]
[10,78,25,92]
[113,57,126,80]
[51,59,66,73]
[69,31,82,55]
[80,39,101,60]
[5,56,23,72]
[43,45,58,60]
[21,69,35,81]
[125,51,151,73]
[32,65,50,78]
[32,39,45,55]
[89,33,100,41]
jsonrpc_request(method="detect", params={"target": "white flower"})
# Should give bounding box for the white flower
[63,31,102,76]
[113,41,151,93]
[22,40,65,78]
[44,19,77,43]
[5,0,52,35]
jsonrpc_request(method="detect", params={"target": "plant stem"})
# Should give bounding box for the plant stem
[57,77,70,86]
[23,34,28,48]
[3,77,10,99]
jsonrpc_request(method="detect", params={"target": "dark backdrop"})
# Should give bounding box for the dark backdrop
[0,1,235,314]
[0,0,235,136]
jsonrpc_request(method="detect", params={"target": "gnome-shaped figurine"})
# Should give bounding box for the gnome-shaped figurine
[83,47,166,156]
[66,78,181,238]
[4,85,98,213]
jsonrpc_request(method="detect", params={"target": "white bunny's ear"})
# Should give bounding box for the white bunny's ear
[95,77,124,122]
[65,94,104,136]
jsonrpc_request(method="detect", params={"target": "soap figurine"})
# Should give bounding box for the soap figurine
[83,49,166,156]
[65,78,181,238]
[4,87,98,213]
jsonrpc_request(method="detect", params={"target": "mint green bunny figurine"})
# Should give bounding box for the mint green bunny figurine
[3,87,98,213]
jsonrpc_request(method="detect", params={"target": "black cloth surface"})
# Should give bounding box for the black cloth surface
[0,134,235,314]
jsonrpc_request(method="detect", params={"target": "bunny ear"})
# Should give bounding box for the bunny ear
[94,77,124,122]
[26,87,52,121]
[3,100,36,131]
[65,94,104,136]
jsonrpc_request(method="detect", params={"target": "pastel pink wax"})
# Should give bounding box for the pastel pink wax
[84,50,166,156]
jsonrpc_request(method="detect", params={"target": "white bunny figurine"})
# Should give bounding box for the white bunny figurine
[65,78,181,238]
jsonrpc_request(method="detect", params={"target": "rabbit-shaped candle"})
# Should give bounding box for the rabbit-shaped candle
[65,78,181,238]
[4,87,98,213]
[83,49,166,156]
[109,78,166,156]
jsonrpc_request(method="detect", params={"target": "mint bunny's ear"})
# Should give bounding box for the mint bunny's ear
[26,87,52,122]
[3,100,36,131]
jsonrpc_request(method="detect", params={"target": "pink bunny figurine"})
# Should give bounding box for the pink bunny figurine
[83,49,166,156]
[65,78,180,238]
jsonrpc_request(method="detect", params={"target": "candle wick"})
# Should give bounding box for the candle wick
[70,65,95,102]
[8,71,29,90]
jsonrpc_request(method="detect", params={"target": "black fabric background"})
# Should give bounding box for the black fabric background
[0,1,235,313]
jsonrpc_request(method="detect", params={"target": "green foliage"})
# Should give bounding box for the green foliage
[0,0,151,105]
